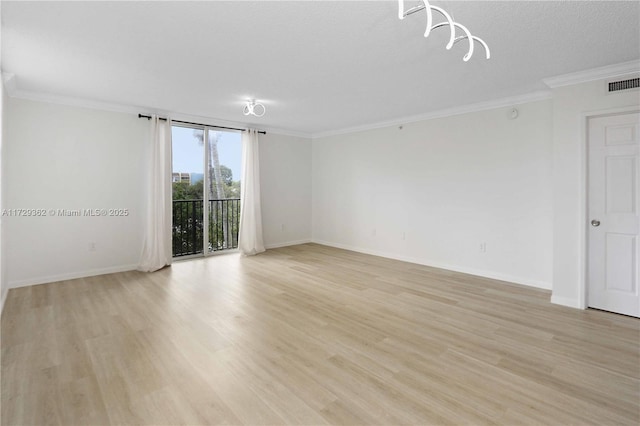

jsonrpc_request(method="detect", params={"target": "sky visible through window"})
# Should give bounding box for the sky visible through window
[171,126,242,181]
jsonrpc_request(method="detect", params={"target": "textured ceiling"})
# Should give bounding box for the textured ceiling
[2,1,639,135]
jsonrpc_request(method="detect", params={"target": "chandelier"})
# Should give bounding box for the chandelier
[243,99,266,117]
[398,0,490,61]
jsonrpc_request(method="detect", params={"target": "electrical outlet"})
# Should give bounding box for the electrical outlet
[89,242,97,252]
[372,228,377,237]
[281,224,285,232]
[479,242,487,253]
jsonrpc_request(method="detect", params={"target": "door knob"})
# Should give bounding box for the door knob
[591,219,600,227]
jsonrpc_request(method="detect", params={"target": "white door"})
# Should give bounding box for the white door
[588,112,640,317]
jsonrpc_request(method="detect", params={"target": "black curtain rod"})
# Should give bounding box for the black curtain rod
[138,114,266,134]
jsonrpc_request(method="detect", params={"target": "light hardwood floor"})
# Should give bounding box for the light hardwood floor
[1,243,639,425]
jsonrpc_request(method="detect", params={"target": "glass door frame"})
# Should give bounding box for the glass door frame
[172,123,242,258]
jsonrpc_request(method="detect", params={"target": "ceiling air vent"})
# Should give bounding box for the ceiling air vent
[608,77,639,93]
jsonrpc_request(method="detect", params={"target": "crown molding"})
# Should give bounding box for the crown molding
[3,76,311,139]
[257,127,312,139]
[9,60,638,140]
[311,90,553,139]
[543,60,640,89]
[3,77,150,116]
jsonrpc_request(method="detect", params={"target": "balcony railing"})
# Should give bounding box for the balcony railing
[172,198,240,257]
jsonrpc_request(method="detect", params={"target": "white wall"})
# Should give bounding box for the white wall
[260,132,312,248]
[0,82,5,311]
[0,2,7,311]
[550,78,640,308]
[4,97,149,287]
[312,100,554,289]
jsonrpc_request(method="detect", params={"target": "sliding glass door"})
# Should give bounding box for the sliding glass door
[171,125,241,258]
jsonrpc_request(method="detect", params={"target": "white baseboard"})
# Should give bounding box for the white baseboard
[312,239,552,290]
[550,295,584,309]
[7,264,139,289]
[265,239,312,249]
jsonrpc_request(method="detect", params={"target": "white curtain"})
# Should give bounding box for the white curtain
[238,128,265,255]
[138,116,173,272]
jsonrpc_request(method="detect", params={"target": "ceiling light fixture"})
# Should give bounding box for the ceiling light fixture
[398,0,490,61]
[243,99,266,117]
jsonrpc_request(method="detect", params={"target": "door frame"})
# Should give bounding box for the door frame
[581,106,640,310]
